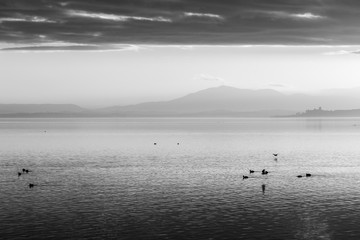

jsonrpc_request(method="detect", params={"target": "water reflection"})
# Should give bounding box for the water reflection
[305,118,323,132]
[1,118,360,239]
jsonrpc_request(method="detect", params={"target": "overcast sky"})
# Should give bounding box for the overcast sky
[1,1,360,107]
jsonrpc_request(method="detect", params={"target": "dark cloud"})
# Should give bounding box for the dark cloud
[1,0,360,49]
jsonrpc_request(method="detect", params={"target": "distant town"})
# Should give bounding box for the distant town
[293,107,360,117]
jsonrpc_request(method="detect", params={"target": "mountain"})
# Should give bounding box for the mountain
[99,86,334,115]
[2,86,360,117]
[0,104,86,114]
[100,86,296,114]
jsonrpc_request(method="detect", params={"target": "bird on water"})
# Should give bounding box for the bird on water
[243,175,249,179]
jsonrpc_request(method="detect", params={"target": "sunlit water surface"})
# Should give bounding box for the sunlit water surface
[1,118,360,239]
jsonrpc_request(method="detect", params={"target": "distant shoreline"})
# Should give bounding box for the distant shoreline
[2,114,360,118]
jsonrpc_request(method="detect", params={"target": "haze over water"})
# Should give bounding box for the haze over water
[1,118,360,239]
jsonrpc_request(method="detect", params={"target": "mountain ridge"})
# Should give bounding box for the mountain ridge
[2,86,360,117]
[0,104,86,114]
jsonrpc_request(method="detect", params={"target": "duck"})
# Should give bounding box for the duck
[249,170,255,174]
[18,172,22,177]
[273,153,278,157]
[243,175,249,179]
[29,183,35,188]
[297,175,303,178]
[305,173,311,177]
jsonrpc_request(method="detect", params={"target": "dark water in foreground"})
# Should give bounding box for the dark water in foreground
[1,118,360,239]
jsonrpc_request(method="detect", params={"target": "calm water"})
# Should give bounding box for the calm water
[1,118,360,240]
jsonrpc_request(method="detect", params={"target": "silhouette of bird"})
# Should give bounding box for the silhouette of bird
[154,143,157,145]
[297,175,303,178]
[25,169,29,173]
[18,172,22,177]
[261,169,269,175]
[273,153,278,157]
[22,168,26,173]
[249,170,255,174]
[29,183,35,188]
[243,175,249,179]
[306,173,311,177]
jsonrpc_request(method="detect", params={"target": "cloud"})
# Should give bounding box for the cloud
[266,83,299,93]
[291,13,325,20]
[194,74,225,84]
[183,12,224,20]
[324,49,360,55]
[268,84,287,88]
[267,11,325,20]
[0,16,56,23]
[66,10,172,22]
[1,0,360,48]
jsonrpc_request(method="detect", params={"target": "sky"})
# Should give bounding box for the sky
[1,0,360,107]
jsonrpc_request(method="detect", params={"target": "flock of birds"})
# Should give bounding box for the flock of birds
[154,145,313,180]
[153,144,313,180]
[17,152,312,189]
[17,168,35,188]
[154,142,180,145]
[242,153,312,179]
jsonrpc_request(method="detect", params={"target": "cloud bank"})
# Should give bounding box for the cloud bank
[1,0,360,49]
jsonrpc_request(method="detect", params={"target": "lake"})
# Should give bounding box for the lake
[1,118,360,239]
